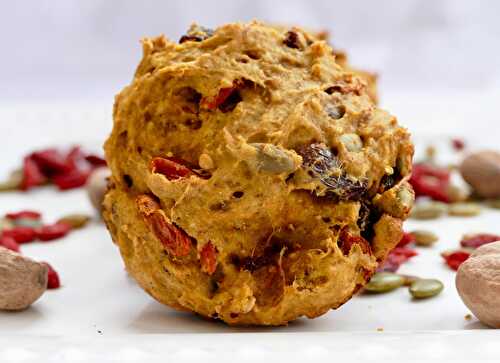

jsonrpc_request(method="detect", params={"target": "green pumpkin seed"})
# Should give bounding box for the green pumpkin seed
[364,272,405,293]
[409,278,444,299]
[410,202,447,220]
[57,214,91,229]
[0,169,22,192]
[400,274,419,287]
[250,143,296,174]
[448,202,481,217]
[0,218,14,232]
[486,199,500,209]
[14,218,43,228]
[411,230,439,246]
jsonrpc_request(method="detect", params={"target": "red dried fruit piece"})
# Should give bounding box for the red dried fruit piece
[460,233,500,249]
[20,156,47,190]
[201,80,242,112]
[409,163,451,203]
[64,146,85,170]
[53,168,90,190]
[443,251,470,270]
[0,235,20,252]
[452,138,465,151]
[2,226,37,244]
[200,242,217,275]
[150,157,194,180]
[31,149,69,175]
[136,195,192,256]
[5,210,41,220]
[85,154,107,167]
[338,229,371,256]
[378,246,418,272]
[36,222,72,242]
[42,262,61,289]
[397,232,416,247]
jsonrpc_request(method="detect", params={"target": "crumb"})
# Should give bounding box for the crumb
[97,330,102,334]
[376,327,384,332]
[464,314,472,321]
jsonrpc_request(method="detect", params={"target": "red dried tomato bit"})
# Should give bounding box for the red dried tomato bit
[443,251,470,270]
[0,235,21,252]
[200,242,217,275]
[53,168,90,190]
[136,194,192,256]
[397,232,416,247]
[31,149,69,175]
[36,222,72,242]
[451,138,465,151]
[338,229,371,256]
[2,226,37,244]
[5,210,41,220]
[20,156,47,190]
[85,154,107,167]
[150,157,194,180]
[409,163,451,203]
[42,262,61,289]
[460,233,500,249]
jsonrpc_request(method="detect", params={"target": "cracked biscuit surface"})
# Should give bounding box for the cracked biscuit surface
[103,21,414,325]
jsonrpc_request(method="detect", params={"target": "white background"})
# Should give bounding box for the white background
[1,1,500,361]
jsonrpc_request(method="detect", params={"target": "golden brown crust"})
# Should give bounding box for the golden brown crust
[103,21,413,326]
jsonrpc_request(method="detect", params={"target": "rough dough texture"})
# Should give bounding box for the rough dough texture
[103,21,414,326]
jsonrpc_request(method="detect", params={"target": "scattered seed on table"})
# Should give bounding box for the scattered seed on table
[448,202,481,217]
[410,202,448,220]
[409,278,444,299]
[56,214,91,229]
[486,199,500,209]
[400,274,419,287]
[411,230,439,246]
[0,169,22,191]
[364,272,405,293]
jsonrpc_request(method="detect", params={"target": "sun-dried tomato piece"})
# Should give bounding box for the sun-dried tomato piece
[0,235,20,252]
[20,156,47,190]
[150,157,194,180]
[53,169,90,190]
[36,222,72,242]
[460,233,500,249]
[443,250,470,270]
[31,149,69,175]
[338,229,371,256]
[200,242,217,275]
[297,144,367,201]
[42,262,61,289]
[84,154,107,167]
[5,210,41,220]
[2,226,37,244]
[410,163,451,203]
[397,232,416,247]
[136,195,192,256]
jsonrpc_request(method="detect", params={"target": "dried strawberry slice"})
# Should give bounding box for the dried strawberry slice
[42,262,61,289]
[443,251,470,270]
[20,156,47,190]
[53,169,90,190]
[5,210,41,220]
[136,195,192,256]
[2,226,37,244]
[460,233,500,249]
[200,242,217,275]
[0,235,20,252]
[31,149,69,175]
[397,232,416,247]
[85,154,107,167]
[150,157,194,180]
[410,163,451,202]
[36,222,72,241]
